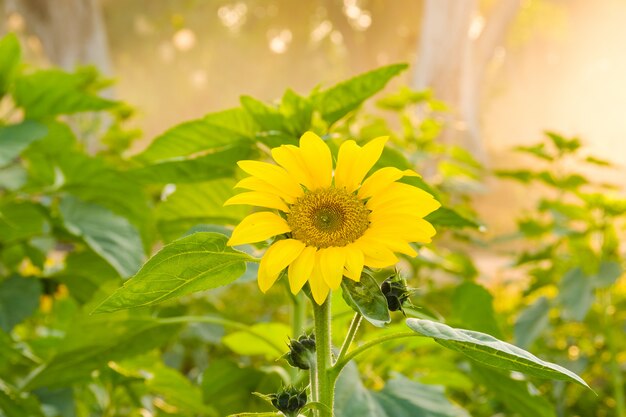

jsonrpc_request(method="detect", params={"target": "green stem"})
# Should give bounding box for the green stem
[336,314,362,365]
[312,297,333,417]
[292,291,307,337]
[330,332,416,380]
[158,316,284,356]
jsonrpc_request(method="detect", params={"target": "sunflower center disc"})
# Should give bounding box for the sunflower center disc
[287,188,370,248]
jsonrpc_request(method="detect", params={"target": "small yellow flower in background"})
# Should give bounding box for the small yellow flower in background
[225,132,440,304]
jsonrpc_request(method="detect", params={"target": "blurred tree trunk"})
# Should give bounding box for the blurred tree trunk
[5,0,112,75]
[413,0,520,164]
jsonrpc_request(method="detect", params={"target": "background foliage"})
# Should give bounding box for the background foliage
[0,31,624,417]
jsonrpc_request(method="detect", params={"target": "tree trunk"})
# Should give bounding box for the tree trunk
[5,0,112,75]
[413,0,520,164]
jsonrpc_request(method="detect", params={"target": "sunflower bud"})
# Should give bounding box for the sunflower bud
[268,386,307,417]
[284,334,316,370]
[381,273,411,314]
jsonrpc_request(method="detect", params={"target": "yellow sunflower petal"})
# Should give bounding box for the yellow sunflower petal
[288,246,317,294]
[369,217,437,243]
[309,259,330,304]
[334,140,360,191]
[319,247,346,290]
[353,235,398,268]
[366,182,441,217]
[227,212,290,246]
[366,235,417,257]
[257,239,306,292]
[299,132,332,189]
[343,243,364,281]
[237,160,303,199]
[224,191,290,212]
[271,145,315,190]
[236,177,297,204]
[358,167,420,199]
[334,136,388,193]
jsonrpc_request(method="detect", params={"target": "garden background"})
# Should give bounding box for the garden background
[1,1,625,417]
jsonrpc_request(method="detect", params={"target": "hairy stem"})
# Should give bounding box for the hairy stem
[312,297,333,417]
[336,313,362,365]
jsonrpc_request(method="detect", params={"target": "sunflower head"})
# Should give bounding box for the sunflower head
[225,132,440,304]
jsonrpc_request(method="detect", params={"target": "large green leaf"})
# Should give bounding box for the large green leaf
[0,33,21,98]
[341,273,390,328]
[406,319,590,389]
[131,144,254,184]
[22,123,151,242]
[472,366,556,417]
[0,121,48,167]
[202,359,280,416]
[0,380,44,417]
[312,64,408,125]
[0,276,42,332]
[13,68,116,119]
[24,315,181,390]
[60,196,145,278]
[335,362,469,417]
[136,108,256,163]
[112,355,214,415]
[0,202,48,243]
[156,179,249,241]
[94,232,251,313]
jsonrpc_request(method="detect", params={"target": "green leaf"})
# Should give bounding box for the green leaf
[584,155,612,166]
[376,87,431,111]
[558,268,593,321]
[222,322,290,359]
[112,355,214,414]
[406,318,590,389]
[136,108,255,163]
[472,366,556,417]
[545,131,581,154]
[592,261,622,288]
[495,170,535,183]
[240,95,285,131]
[156,179,249,241]
[24,316,181,390]
[425,207,480,229]
[202,359,280,415]
[0,202,48,243]
[452,282,502,338]
[280,89,313,136]
[0,33,21,98]
[0,276,42,332]
[0,121,48,167]
[131,144,254,184]
[341,273,391,328]
[312,63,408,125]
[514,143,553,161]
[514,297,551,349]
[60,196,145,278]
[13,67,117,119]
[94,232,251,313]
[0,380,44,417]
[335,362,469,417]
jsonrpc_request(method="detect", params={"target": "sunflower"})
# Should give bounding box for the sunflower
[225,132,440,304]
